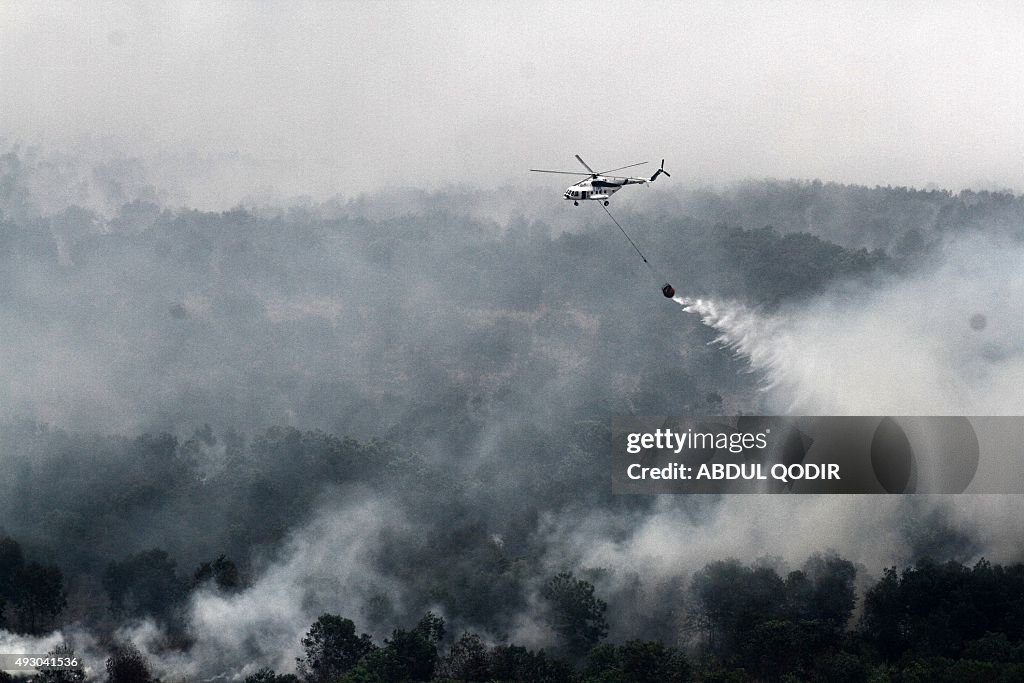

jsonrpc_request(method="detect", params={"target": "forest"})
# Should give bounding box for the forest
[2,146,1024,681]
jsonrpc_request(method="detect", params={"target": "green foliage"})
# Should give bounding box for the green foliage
[244,668,300,683]
[414,611,446,645]
[485,644,576,683]
[862,558,1024,662]
[716,225,887,305]
[0,536,66,634]
[583,640,691,682]
[963,632,1024,663]
[437,632,490,681]
[890,657,1024,683]
[796,553,858,633]
[366,629,437,682]
[433,631,578,682]
[336,665,385,683]
[690,555,859,680]
[811,650,872,683]
[102,548,185,623]
[105,643,157,683]
[31,643,85,683]
[694,662,753,682]
[0,537,24,595]
[738,619,809,679]
[10,561,67,635]
[0,536,24,627]
[690,560,786,653]
[359,613,445,682]
[296,613,376,682]
[541,572,609,659]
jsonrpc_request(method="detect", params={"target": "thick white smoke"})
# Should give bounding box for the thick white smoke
[0,630,66,679]
[91,494,408,681]
[0,627,103,680]
[675,234,1024,415]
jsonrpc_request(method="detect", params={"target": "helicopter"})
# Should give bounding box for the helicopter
[531,154,676,298]
[530,155,670,205]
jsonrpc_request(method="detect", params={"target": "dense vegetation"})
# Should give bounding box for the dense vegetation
[7,528,1024,680]
[2,147,1024,680]
[3,427,1023,681]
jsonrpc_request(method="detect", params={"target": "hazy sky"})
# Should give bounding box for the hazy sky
[3,1,1024,196]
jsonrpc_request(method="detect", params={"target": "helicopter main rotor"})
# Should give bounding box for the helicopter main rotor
[530,156,649,180]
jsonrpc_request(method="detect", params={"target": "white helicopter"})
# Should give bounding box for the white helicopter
[531,155,670,205]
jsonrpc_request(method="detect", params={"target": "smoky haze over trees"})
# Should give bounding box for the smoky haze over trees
[2,145,1024,680]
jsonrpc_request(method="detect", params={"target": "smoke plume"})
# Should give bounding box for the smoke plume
[675,234,1024,415]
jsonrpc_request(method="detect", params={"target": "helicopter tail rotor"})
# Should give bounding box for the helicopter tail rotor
[650,159,671,182]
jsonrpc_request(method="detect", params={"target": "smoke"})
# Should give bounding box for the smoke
[515,232,1024,642]
[0,630,65,676]
[0,626,104,680]
[167,494,407,680]
[9,494,411,682]
[674,233,1024,415]
[5,140,1024,675]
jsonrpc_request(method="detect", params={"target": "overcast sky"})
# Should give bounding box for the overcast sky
[3,1,1024,197]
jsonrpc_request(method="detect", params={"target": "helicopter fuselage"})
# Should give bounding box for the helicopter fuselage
[531,156,668,205]
[562,176,646,202]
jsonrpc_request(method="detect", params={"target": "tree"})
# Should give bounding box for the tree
[811,651,872,683]
[296,614,376,683]
[10,562,67,634]
[541,572,609,658]
[584,640,691,682]
[486,644,576,683]
[437,632,490,681]
[360,612,445,683]
[689,560,785,654]
[738,619,810,680]
[369,630,436,682]
[801,553,856,635]
[0,537,23,595]
[413,611,445,645]
[32,643,85,683]
[0,536,24,626]
[861,558,1024,662]
[102,549,185,622]
[0,537,66,634]
[105,643,157,683]
[244,668,300,683]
